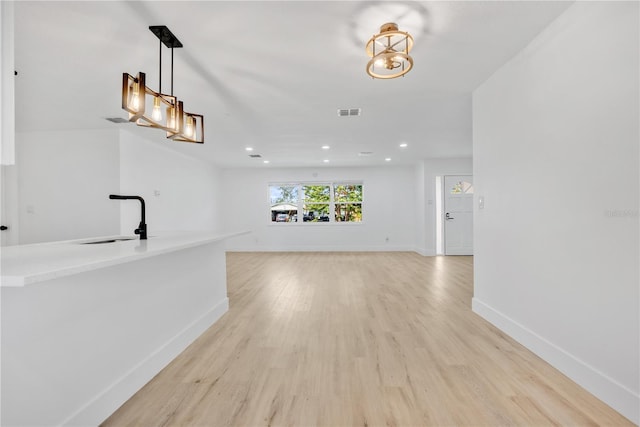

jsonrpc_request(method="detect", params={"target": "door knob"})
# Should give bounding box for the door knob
[445,213,454,220]
[0,225,8,231]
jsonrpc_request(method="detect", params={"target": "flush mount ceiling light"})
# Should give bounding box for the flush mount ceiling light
[122,26,204,144]
[366,22,414,79]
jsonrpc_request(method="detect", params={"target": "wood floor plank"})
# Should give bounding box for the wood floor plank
[101,252,634,426]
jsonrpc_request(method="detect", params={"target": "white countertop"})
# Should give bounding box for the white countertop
[0,230,248,287]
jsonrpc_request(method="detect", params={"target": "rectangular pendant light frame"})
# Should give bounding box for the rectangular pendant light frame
[166,100,204,144]
[122,72,145,121]
[122,72,181,133]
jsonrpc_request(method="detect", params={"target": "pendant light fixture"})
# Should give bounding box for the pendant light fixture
[366,22,414,79]
[122,26,204,143]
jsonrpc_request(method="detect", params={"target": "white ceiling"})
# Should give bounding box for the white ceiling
[14,1,573,168]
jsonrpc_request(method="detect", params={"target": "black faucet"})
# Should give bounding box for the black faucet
[109,195,147,240]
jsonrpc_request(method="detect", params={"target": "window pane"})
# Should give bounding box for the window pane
[450,181,473,195]
[303,185,330,203]
[271,211,298,222]
[335,203,362,222]
[303,204,330,222]
[270,185,298,205]
[270,185,298,222]
[334,184,363,202]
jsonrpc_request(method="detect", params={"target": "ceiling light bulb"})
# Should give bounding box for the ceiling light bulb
[263,160,270,164]
[152,97,162,121]
[246,147,254,152]
[323,159,329,163]
[385,158,392,162]
[322,145,330,150]
[386,58,397,70]
[399,143,408,148]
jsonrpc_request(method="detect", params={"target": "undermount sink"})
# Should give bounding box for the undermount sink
[77,237,138,245]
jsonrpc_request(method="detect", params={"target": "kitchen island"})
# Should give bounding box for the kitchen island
[1,230,247,426]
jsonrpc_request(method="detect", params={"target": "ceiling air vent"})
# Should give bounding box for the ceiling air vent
[337,108,361,117]
[358,151,374,157]
[105,117,129,124]
[249,154,262,158]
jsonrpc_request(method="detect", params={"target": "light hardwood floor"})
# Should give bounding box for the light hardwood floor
[102,252,633,426]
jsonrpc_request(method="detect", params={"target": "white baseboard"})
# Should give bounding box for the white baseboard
[414,247,436,256]
[226,246,436,256]
[472,298,639,425]
[62,298,229,426]
[226,245,419,253]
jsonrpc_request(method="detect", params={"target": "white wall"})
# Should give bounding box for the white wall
[9,128,222,245]
[1,164,19,246]
[414,162,426,254]
[418,158,472,255]
[472,2,639,424]
[118,130,222,236]
[0,1,15,166]
[222,166,418,251]
[16,129,120,244]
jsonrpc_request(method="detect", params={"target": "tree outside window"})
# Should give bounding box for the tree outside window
[334,184,362,222]
[303,185,330,222]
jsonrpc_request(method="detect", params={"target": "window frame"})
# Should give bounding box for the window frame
[268,181,364,225]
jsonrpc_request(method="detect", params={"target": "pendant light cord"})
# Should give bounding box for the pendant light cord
[171,47,174,96]
[158,39,162,94]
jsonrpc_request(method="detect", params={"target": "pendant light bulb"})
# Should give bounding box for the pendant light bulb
[166,106,176,130]
[152,97,162,122]
[131,83,140,111]
[185,115,195,138]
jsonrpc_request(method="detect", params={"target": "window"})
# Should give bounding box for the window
[333,184,362,222]
[269,182,363,223]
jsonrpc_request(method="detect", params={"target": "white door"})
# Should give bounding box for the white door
[444,175,473,255]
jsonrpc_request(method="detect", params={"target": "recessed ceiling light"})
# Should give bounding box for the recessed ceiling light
[399,143,408,148]
[245,147,253,151]
[385,158,392,162]
[323,159,330,163]
[263,160,270,164]
[322,145,330,150]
